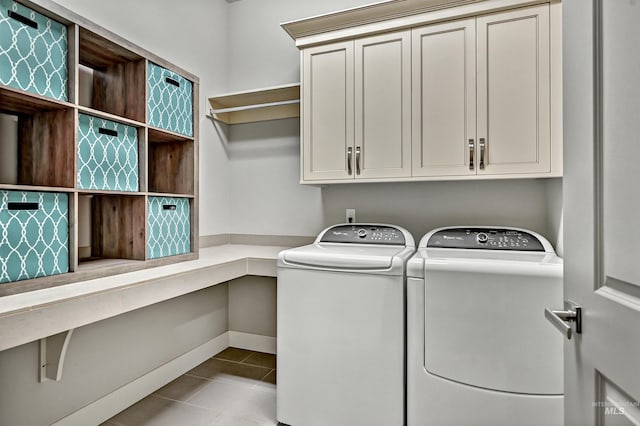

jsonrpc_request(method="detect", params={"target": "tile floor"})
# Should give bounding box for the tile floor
[102,348,277,426]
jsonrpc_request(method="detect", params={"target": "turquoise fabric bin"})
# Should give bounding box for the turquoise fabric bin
[147,62,193,137]
[0,0,68,101]
[77,113,139,192]
[147,197,190,259]
[0,191,69,284]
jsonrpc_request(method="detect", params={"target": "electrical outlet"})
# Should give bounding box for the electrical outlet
[346,209,356,224]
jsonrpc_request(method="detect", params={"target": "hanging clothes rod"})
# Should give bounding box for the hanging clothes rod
[210,99,300,115]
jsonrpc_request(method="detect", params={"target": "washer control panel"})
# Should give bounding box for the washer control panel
[320,224,406,245]
[427,228,545,251]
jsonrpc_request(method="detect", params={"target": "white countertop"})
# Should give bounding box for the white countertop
[0,244,286,352]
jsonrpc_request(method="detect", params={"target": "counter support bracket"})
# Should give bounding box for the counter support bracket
[39,329,74,382]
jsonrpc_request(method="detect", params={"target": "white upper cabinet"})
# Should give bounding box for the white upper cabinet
[302,41,354,181]
[476,5,551,176]
[412,18,476,177]
[288,0,561,184]
[355,32,412,179]
[301,32,410,182]
[413,4,552,178]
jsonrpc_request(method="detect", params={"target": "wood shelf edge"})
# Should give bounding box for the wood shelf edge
[208,83,300,125]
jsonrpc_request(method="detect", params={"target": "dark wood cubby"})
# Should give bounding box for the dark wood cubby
[0,88,75,188]
[18,108,76,188]
[87,194,146,261]
[78,27,146,122]
[148,129,195,195]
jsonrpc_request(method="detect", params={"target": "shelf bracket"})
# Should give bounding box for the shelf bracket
[39,329,74,382]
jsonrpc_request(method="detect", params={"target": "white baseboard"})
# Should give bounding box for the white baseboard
[228,331,276,354]
[54,333,230,426]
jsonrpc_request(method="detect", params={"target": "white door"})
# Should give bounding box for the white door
[301,41,354,181]
[477,4,551,176]
[560,0,640,424]
[355,31,411,179]
[411,18,476,177]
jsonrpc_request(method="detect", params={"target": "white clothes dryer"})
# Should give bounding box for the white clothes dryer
[277,223,415,426]
[407,227,563,426]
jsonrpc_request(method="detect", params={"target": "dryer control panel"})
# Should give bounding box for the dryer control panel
[426,228,544,251]
[320,224,406,245]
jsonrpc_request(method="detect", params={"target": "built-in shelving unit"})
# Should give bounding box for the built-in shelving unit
[0,0,199,296]
[208,83,300,124]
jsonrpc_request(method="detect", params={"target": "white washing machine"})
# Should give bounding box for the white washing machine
[277,223,415,426]
[407,227,563,426]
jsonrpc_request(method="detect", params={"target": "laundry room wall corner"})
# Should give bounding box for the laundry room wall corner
[545,178,564,257]
[53,0,232,237]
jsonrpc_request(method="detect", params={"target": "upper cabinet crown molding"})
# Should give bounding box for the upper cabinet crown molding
[282,0,555,47]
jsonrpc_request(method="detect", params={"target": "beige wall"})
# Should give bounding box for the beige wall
[229,276,277,337]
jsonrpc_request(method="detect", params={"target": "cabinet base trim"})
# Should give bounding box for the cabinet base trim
[228,331,277,355]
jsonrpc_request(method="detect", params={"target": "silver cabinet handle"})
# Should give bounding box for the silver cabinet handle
[469,139,475,171]
[545,300,582,340]
[355,146,361,175]
[347,147,353,175]
[479,138,486,170]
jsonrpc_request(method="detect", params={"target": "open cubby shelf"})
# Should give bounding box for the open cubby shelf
[0,0,199,296]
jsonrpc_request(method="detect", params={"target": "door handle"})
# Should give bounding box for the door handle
[469,139,475,171]
[347,147,353,175]
[545,300,582,340]
[479,138,486,170]
[355,146,361,175]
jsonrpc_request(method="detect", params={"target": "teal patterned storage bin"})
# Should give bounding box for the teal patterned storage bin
[147,197,190,259]
[77,113,139,192]
[147,62,193,137]
[0,0,68,101]
[0,191,69,284]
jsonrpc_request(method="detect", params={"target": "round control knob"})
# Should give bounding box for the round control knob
[476,232,489,243]
[357,228,368,238]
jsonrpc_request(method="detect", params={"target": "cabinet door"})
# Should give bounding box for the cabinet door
[302,41,354,181]
[476,4,550,175]
[412,19,476,177]
[355,31,411,179]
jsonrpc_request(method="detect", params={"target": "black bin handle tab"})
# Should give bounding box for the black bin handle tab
[8,11,38,30]
[7,202,40,211]
[162,204,177,211]
[165,77,180,88]
[98,127,118,137]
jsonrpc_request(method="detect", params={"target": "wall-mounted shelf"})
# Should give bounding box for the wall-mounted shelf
[208,83,300,124]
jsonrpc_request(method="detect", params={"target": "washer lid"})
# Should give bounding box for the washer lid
[278,223,415,274]
[280,244,411,273]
